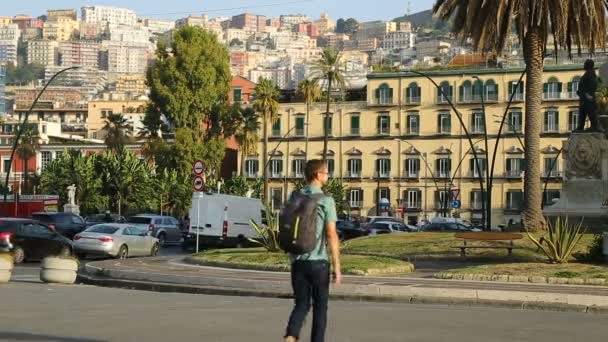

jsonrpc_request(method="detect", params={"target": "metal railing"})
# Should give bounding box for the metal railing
[405,96,421,105]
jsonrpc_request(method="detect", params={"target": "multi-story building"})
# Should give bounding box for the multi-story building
[280,14,311,29]
[59,41,100,68]
[293,23,318,38]
[113,75,147,97]
[225,28,253,43]
[140,18,175,35]
[21,27,42,40]
[47,9,78,21]
[81,6,137,27]
[416,40,451,59]
[230,51,249,77]
[0,24,19,66]
[0,64,5,116]
[87,99,147,139]
[0,24,19,41]
[249,66,291,89]
[243,65,583,225]
[383,31,416,50]
[101,41,149,74]
[108,25,150,43]
[0,17,13,27]
[355,21,397,42]
[314,13,335,35]
[79,21,101,39]
[42,17,79,41]
[27,39,59,66]
[228,76,256,105]
[231,13,267,32]
[44,65,107,98]
[326,33,350,50]
[12,16,43,30]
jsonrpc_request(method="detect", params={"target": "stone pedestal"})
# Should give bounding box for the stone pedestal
[543,133,608,231]
[63,203,80,216]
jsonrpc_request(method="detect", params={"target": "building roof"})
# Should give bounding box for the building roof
[448,54,487,67]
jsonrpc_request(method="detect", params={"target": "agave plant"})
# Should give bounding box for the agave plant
[248,203,281,252]
[527,217,586,264]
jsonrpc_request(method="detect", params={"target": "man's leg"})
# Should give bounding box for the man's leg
[576,103,588,131]
[309,261,330,342]
[285,261,311,340]
[588,104,601,131]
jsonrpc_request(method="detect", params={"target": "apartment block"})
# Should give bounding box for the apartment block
[81,6,137,27]
[47,9,78,21]
[102,41,149,74]
[42,17,79,41]
[27,39,59,66]
[113,75,147,97]
[355,21,397,42]
[108,25,150,43]
[242,65,583,225]
[383,31,416,50]
[12,16,43,30]
[231,13,266,32]
[87,99,148,139]
[314,13,335,35]
[59,40,100,68]
[44,65,107,97]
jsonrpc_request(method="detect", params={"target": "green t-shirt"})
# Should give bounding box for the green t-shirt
[290,185,337,263]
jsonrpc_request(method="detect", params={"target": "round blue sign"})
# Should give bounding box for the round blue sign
[451,200,461,209]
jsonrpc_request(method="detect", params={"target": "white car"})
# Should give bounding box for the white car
[73,224,160,259]
[366,221,414,235]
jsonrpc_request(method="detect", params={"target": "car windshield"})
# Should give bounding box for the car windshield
[127,217,152,224]
[31,214,52,222]
[86,225,120,234]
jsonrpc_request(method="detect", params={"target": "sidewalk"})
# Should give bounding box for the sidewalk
[78,256,608,314]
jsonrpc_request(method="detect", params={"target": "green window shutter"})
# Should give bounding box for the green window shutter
[351,116,360,130]
[557,83,562,93]
[459,85,464,99]
[494,84,498,96]
[375,88,380,99]
[506,158,512,172]
[387,116,391,133]
[435,160,440,173]
[377,116,381,133]
[567,82,572,92]
[295,117,304,130]
[446,115,451,131]
[272,118,280,132]
[389,88,393,99]
[543,83,548,93]
[519,158,526,171]
[555,111,559,128]
[405,159,410,172]
[387,159,391,172]
[447,158,452,174]
[414,159,420,172]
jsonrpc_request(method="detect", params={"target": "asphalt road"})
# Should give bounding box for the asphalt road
[2,281,608,342]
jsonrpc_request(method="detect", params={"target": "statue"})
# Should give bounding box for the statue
[67,184,76,206]
[575,59,601,132]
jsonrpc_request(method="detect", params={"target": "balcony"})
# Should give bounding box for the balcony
[470,126,485,134]
[467,171,486,179]
[403,171,419,179]
[504,170,524,178]
[346,171,362,178]
[245,172,258,178]
[404,203,422,211]
[269,172,283,178]
[506,93,524,102]
[349,201,363,208]
[350,127,360,136]
[470,202,484,210]
[294,128,305,136]
[404,96,421,105]
[542,92,578,101]
[434,172,451,179]
[376,172,391,179]
[458,94,498,103]
[436,95,453,104]
[542,170,562,178]
[291,172,304,178]
[374,98,394,106]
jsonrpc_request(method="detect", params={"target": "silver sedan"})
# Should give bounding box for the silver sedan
[73,224,159,259]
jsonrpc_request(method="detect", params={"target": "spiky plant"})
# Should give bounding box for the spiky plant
[527,217,586,263]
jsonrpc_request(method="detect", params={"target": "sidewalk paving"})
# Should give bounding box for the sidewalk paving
[78,256,608,314]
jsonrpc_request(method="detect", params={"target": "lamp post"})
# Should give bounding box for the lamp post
[3,66,79,213]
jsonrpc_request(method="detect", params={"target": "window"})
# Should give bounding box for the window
[405,83,421,104]
[436,158,451,178]
[377,114,390,135]
[41,125,47,134]
[405,158,420,178]
[295,116,305,136]
[470,190,485,210]
[506,190,523,210]
[568,110,579,131]
[347,158,362,178]
[437,81,453,103]
[543,77,562,100]
[407,113,419,134]
[2,159,11,173]
[375,188,390,203]
[459,80,472,102]
[375,158,391,178]
[471,112,484,133]
[41,151,52,170]
[544,110,559,132]
[508,111,523,132]
[484,80,498,101]
[567,77,580,99]
[350,115,360,135]
[56,151,63,159]
[245,159,259,177]
[375,83,393,104]
[292,159,305,177]
[324,115,333,136]
[544,157,559,177]
[233,88,242,103]
[543,190,561,206]
[506,158,525,177]
[404,189,422,209]
[349,189,363,208]
[271,188,283,210]
[272,118,281,137]
[438,112,451,134]
[470,158,487,178]
[327,159,335,176]
[101,110,107,118]
[434,190,450,209]
[269,159,283,177]
[508,80,524,101]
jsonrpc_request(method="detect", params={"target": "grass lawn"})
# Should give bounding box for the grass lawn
[340,232,595,261]
[441,262,608,279]
[193,248,414,275]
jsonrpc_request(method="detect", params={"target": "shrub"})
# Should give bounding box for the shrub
[527,217,585,263]
[248,203,281,252]
[575,234,605,262]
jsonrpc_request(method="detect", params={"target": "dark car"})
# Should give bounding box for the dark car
[336,221,368,240]
[421,222,479,232]
[31,212,86,240]
[0,218,72,263]
[84,214,126,227]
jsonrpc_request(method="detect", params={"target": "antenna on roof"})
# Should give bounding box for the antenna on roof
[407,0,411,17]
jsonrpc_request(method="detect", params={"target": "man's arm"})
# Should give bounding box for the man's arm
[325,221,341,285]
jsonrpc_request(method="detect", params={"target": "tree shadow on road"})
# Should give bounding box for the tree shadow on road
[0,332,106,342]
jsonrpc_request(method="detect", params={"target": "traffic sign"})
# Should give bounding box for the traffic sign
[451,200,461,209]
[193,175,205,192]
[450,189,460,200]
[193,160,205,175]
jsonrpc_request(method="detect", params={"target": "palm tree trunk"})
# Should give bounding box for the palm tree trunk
[240,143,245,177]
[522,27,544,232]
[305,101,310,160]
[23,159,27,195]
[263,117,269,203]
[322,76,333,161]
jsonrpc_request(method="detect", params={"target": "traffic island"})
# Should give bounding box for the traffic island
[186,248,415,276]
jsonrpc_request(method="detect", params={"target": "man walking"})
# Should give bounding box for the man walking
[576,59,600,132]
[284,160,341,342]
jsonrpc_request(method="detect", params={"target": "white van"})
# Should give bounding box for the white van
[183,192,264,249]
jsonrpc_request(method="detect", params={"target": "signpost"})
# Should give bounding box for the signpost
[193,160,205,176]
[192,160,205,253]
[451,200,461,209]
[193,176,205,192]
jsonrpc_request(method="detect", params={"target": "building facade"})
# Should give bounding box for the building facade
[102,41,149,74]
[42,17,79,41]
[242,66,582,226]
[27,39,59,66]
[59,40,100,68]
[87,99,147,139]
[81,6,137,27]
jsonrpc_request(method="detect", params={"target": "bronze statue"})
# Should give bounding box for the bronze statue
[575,59,601,132]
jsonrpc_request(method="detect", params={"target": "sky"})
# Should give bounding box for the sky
[1,0,436,22]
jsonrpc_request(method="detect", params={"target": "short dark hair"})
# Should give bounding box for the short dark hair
[584,59,594,71]
[304,159,327,182]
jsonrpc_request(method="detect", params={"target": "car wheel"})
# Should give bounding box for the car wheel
[157,233,166,247]
[13,246,25,264]
[115,245,128,259]
[150,243,159,256]
[58,246,71,257]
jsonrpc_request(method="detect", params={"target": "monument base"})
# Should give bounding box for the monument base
[63,204,80,216]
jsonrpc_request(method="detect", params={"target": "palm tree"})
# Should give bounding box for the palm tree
[297,79,321,160]
[433,0,608,231]
[235,107,260,176]
[312,48,346,160]
[103,113,133,153]
[16,125,39,194]
[252,78,280,202]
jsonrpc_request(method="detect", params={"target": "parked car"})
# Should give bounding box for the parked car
[336,221,368,240]
[31,212,87,240]
[73,224,159,259]
[126,214,181,246]
[420,222,481,232]
[366,221,415,235]
[362,216,403,229]
[84,214,126,227]
[0,218,72,263]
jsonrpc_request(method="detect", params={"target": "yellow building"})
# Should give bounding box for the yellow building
[242,65,584,226]
[87,99,147,139]
[43,17,79,41]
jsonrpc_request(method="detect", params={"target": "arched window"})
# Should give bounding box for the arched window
[508,80,525,101]
[375,83,393,105]
[568,76,581,99]
[437,81,453,103]
[459,80,472,102]
[543,77,562,100]
[484,79,498,101]
[405,82,421,104]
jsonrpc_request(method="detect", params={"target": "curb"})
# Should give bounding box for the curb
[340,251,544,263]
[436,272,608,286]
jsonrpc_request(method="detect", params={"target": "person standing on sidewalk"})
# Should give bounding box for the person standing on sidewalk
[284,159,341,342]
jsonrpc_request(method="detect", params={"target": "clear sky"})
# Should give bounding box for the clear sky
[1,0,436,22]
